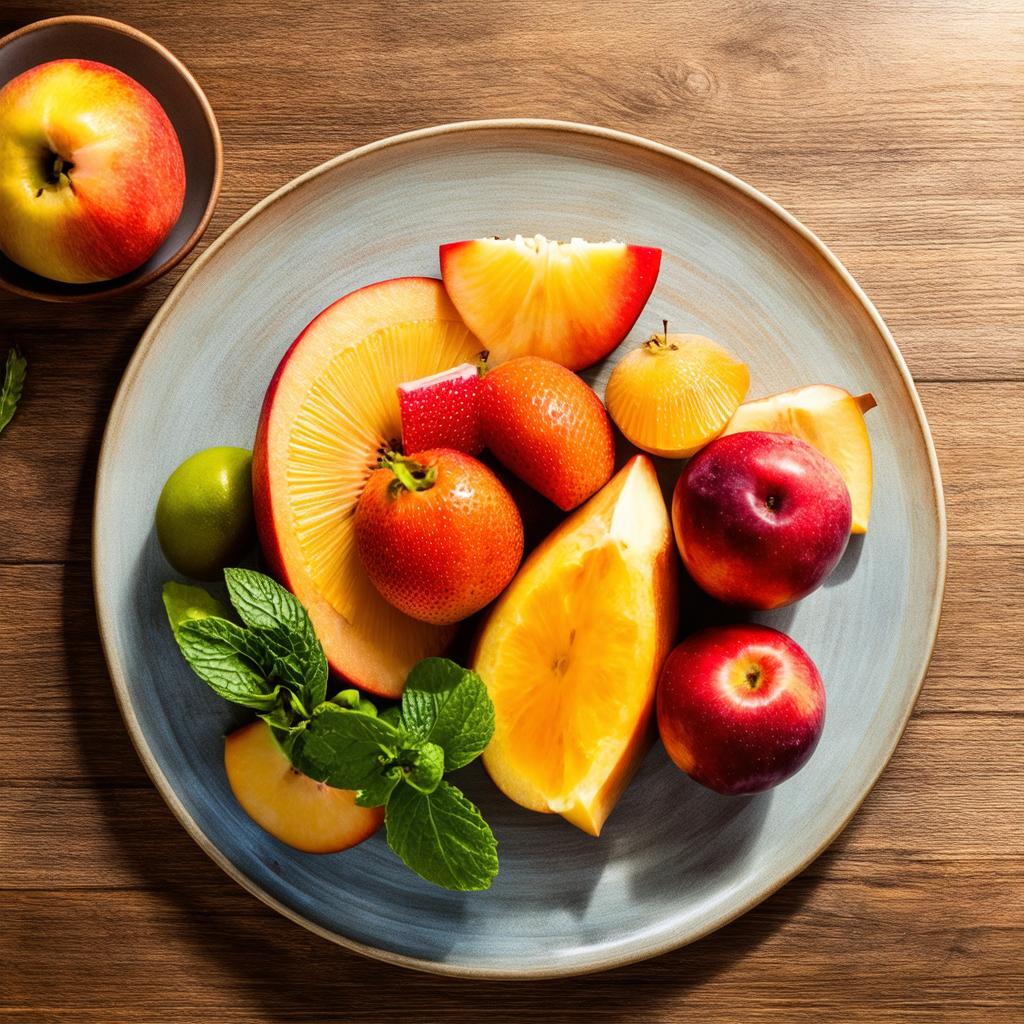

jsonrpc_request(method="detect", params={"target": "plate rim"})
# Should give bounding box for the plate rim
[92,118,948,979]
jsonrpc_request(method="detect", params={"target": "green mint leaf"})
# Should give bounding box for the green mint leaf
[162,581,230,638]
[175,617,280,710]
[379,707,403,728]
[329,689,379,717]
[224,568,327,708]
[259,706,308,752]
[291,704,402,791]
[0,348,27,436]
[354,765,401,808]
[401,658,495,770]
[402,741,444,794]
[385,781,498,891]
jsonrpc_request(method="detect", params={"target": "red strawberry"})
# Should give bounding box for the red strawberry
[398,362,484,455]
[354,449,523,625]
[479,357,615,511]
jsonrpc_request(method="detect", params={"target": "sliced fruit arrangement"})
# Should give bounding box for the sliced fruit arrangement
[398,360,484,455]
[440,235,661,370]
[473,456,678,836]
[252,277,481,698]
[354,448,524,624]
[721,384,876,533]
[153,227,885,886]
[606,328,750,457]
[225,720,383,854]
[479,355,615,510]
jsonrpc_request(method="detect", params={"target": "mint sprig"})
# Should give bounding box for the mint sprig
[0,348,27,437]
[162,570,499,892]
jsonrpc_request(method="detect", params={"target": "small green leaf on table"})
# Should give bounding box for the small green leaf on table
[0,348,27,436]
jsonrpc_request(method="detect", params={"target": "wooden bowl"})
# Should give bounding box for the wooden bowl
[0,16,222,302]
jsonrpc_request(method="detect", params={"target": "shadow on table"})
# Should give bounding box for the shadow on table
[61,376,831,1021]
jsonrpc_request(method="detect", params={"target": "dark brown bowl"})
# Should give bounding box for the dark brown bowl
[0,16,222,302]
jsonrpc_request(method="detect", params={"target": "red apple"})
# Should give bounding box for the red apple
[0,59,185,283]
[672,431,852,609]
[657,624,826,795]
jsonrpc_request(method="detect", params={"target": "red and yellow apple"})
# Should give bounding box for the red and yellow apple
[672,431,852,609]
[657,624,826,795]
[0,59,185,283]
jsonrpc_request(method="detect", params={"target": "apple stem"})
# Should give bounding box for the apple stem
[643,320,677,353]
[476,350,491,377]
[854,392,877,414]
[380,451,437,493]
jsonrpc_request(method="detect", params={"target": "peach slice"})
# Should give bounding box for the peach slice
[224,721,383,854]
[253,278,481,697]
[472,455,677,836]
[440,235,661,370]
[720,384,876,533]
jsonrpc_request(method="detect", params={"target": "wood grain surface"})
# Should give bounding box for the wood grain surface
[0,1,1021,1020]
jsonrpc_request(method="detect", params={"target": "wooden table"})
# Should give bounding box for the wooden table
[2,1,1020,1020]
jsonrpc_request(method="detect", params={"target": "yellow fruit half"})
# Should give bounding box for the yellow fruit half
[721,384,876,533]
[473,455,677,836]
[605,332,750,457]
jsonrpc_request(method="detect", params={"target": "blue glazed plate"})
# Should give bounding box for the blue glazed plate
[94,120,945,978]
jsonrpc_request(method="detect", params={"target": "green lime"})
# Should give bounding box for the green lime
[156,446,256,580]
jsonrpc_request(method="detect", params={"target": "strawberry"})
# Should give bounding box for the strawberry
[398,361,484,455]
[354,449,524,625]
[479,357,615,511]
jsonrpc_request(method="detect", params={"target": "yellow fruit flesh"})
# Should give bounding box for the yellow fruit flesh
[287,317,476,621]
[606,334,750,457]
[721,384,875,532]
[445,235,635,365]
[224,721,382,854]
[474,456,676,835]
[261,278,481,696]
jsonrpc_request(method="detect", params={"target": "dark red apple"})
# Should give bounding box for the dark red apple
[672,431,852,609]
[657,624,826,795]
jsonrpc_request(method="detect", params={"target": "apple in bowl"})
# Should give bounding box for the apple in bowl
[672,431,852,609]
[0,59,185,284]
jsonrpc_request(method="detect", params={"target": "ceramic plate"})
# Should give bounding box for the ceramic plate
[94,120,945,978]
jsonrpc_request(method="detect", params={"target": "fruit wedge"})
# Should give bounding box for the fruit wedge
[605,331,750,458]
[225,721,383,853]
[253,278,481,697]
[473,455,677,836]
[720,384,876,532]
[398,361,483,454]
[440,235,661,370]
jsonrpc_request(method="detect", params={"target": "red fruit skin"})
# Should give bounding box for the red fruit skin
[398,363,483,455]
[439,241,662,370]
[353,448,524,625]
[657,624,826,795]
[479,357,615,511]
[672,432,852,609]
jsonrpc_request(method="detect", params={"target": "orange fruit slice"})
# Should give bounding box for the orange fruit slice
[224,721,383,854]
[605,331,750,457]
[440,235,661,370]
[253,278,481,697]
[473,455,677,835]
[721,384,876,533]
